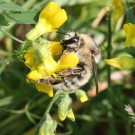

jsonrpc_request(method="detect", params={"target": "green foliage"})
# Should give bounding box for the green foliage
[0,2,22,11]
[0,2,38,26]
[0,14,9,26]
[5,11,38,24]
[125,46,135,57]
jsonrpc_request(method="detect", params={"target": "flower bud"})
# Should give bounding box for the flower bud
[39,114,57,135]
[67,108,75,122]
[58,94,72,121]
[75,90,88,102]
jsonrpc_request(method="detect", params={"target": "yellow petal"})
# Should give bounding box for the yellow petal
[37,64,47,76]
[43,54,58,74]
[105,57,135,70]
[112,0,124,20]
[50,9,67,28]
[50,42,63,55]
[24,47,35,69]
[34,82,53,97]
[39,2,61,20]
[40,2,67,28]
[57,52,79,71]
[123,23,135,46]
[24,57,33,68]
[27,70,42,80]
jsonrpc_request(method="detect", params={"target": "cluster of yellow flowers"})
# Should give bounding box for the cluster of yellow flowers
[24,2,79,97]
[22,1,135,134]
[24,4,89,134]
[24,0,135,98]
[106,0,135,70]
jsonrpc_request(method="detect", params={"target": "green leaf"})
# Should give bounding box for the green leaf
[55,0,107,6]
[126,2,135,23]
[5,11,38,24]
[125,46,135,57]
[0,2,22,11]
[0,96,13,107]
[0,14,8,26]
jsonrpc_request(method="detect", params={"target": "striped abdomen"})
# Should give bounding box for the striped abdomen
[52,66,91,91]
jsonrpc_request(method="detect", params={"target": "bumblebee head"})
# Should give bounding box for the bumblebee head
[60,32,84,50]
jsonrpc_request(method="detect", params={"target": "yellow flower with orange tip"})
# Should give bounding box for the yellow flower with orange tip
[105,57,135,70]
[123,23,135,46]
[112,0,124,21]
[26,2,67,40]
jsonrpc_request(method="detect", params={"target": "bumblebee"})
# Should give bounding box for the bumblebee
[37,32,101,92]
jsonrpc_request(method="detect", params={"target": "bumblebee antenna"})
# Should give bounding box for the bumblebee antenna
[91,52,99,94]
[55,28,70,36]
[55,28,68,33]
[56,31,70,36]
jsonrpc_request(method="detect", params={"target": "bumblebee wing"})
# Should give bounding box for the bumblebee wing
[91,53,99,94]
[57,66,85,76]
[36,78,63,85]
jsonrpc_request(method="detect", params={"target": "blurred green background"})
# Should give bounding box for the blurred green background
[0,0,135,135]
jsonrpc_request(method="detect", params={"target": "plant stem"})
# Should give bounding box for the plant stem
[0,56,13,74]
[106,8,117,135]
[107,11,112,91]
[22,0,38,10]
[34,91,64,135]
[0,28,24,44]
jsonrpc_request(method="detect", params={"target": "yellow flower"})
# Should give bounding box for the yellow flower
[26,51,79,97]
[123,23,135,46]
[24,39,79,97]
[24,2,79,97]
[105,57,135,70]
[26,2,67,40]
[112,0,124,21]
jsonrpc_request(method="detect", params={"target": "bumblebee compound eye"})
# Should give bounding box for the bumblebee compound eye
[60,34,79,46]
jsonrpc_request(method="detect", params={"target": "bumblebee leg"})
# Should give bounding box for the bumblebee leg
[37,78,63,85]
